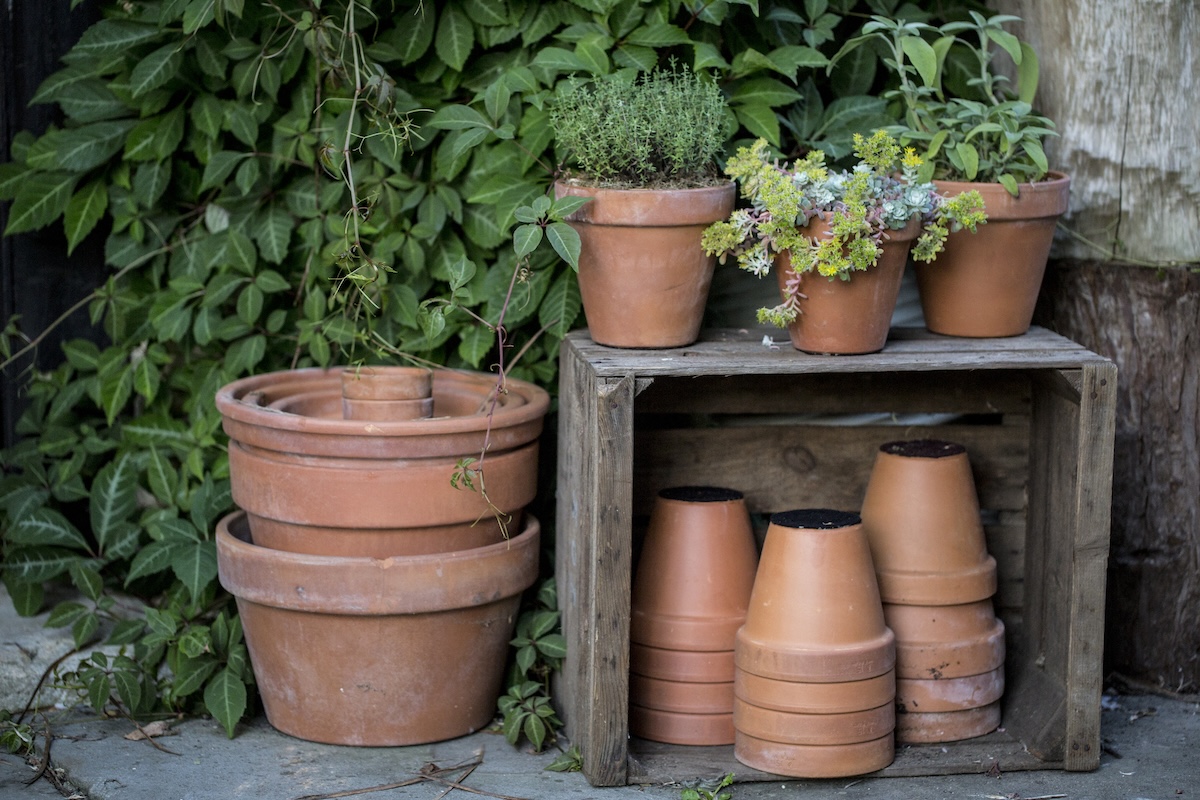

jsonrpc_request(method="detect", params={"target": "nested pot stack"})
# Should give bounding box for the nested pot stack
[860,440,1007,743]
[215,366,550,745]
[628,487,758,746]
[733,510,897,778]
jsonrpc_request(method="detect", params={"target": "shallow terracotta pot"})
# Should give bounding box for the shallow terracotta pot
[861,440,997,605]
[733,698,895,746]
[776,217,919,355]
[734,670,895,714]
[630,643,735,684]
[734,731,894,778]
[885,601,1006,679]
[630,674,734,715]
[629,704,735,746]
[896,665,1005,713]
[736,510,894,682]
[915,172,1070,337]
[216,368,548,557]
[554,181,736,348]
[216,510,539,746]
[631,487,758,652]
[895,700,1002,744]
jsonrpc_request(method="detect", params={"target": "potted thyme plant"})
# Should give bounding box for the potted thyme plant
[702,131,985,355]
[551,65,734,349]
[833,13,1070,338]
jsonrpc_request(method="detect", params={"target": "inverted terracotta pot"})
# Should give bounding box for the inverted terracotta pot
[555,181,736,348]
[915,172,1070,338]
[341,366,434,421]
[630,643,735,684]
[631,487,758,652]
[733,698,895,746]
[885,601,1006,679]
[776,217,919,355]
[861,440,997,605]
[734,670,895,715]
[630,674,734,715]
[629,704,735,746]
[896,665,1005,713]
[735,731,894,778]
[216,368,548,557]
[736,510,895,682]
[216,510,539,746]
[895,700,1002,744]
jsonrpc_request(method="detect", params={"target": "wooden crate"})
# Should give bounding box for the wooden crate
[555,327,1116,787]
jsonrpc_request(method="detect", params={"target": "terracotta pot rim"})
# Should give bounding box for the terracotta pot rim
[553,180,736,227]
[217,368,549,440]
[217,510,539,614]
[934,171,1070,219]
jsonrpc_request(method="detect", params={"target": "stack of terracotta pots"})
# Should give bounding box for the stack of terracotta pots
[861,440,1006,743]
[215,366,549,745]
[628,487,758,745]
[733,510,897,777]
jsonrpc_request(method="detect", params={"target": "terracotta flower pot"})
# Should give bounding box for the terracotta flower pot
[630,643,735,684]
[631,487,758,652]
[733,698,895,746]
[554,181,736,348]
[629,705,735,746]
[915,172,1070,338]
[629,674,734,715]
[896,665,1005,713]
[734,731,894,779]
[216,510,539,746]
[734,670,895,715]
[860,440,997,605]
[340,366,434,421]
[216,368,549,557]
[775,217,919,355]
[895,701,1002,744]
[885,601,1006,679]
[736,510,894,683]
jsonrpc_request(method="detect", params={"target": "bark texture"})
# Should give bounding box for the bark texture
[993,0,1199,265]
[1036,263,1200,693]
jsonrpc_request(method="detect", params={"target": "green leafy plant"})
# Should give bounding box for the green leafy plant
[499,577,566,752]
[681,772,735,800]
[544,744,582,772]
[702,130,986,326]
[832,11,1057,194]
[550,63,729,188]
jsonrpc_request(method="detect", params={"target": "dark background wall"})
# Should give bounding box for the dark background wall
[1,0,106,449]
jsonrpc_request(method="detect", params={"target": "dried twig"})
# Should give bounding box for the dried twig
[290,756,532,800]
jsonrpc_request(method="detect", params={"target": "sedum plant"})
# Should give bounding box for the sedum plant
[550,64,730,189]
[833,12,1058,195]
[702,130,986,326]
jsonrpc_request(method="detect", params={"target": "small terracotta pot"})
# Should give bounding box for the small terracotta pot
[861,440,997,605]
[775,217,919,355]
[733,698,895,746]
[630,674,734,715]
[216,510,539,746]
[555,181,736,348]
[630,643,735,684]
[736,510,894,682]
[734,670,895,715]
[629,705,735,746]
[631,487,758,652]
[885,601,1006,679]
[734,731,894,778]
[341,366,434,420]
[896,665,1005,713]
[915,172,1070,338]
[895,701,1002,744]
[216,368,548,557]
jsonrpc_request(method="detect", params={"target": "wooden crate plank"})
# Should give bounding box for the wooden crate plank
[634,371,1032,416]
[632,424,1028,515]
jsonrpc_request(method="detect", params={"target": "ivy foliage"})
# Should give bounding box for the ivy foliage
[1,0,978,741]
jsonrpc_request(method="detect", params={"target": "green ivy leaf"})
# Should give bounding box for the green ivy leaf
[428,104,492,131]
[729,77,803,108]
[539,269,582,336]
[204,667,248,738]
[90,455,138,553]
[457,324,495,367]
[69,562,105,602]
[545,221,581,271]
[734,103,781,146]
[435,5,475,72]
[625,22,690,47]
[130,43,184,98]
[513,224,543,258]
[2,576,44,617]
[3,172,77,236]
[171,541,218,601]
[71,20,162,56]
[7,509,90,550]
[1,547,79,582]
[389,4,435,64]
[253,205,293,264]
[64,180,109,255]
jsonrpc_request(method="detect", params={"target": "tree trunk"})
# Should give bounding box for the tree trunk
[996,0,1200,691]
